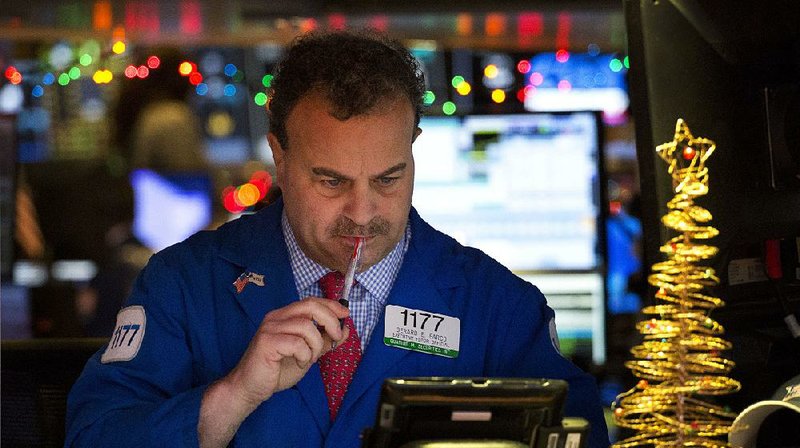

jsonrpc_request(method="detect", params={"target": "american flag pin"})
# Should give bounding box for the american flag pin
[233,271,265,293]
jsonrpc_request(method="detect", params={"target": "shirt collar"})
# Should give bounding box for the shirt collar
[281,212,410,299]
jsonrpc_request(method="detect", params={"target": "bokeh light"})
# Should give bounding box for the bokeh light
[491,89,506,103]
[483,64,499,79]
[179,61,195,76]
[189,72,203,85]
[236,183,261,207]
[254,92,268,106]
[147,56,161,69]
[112,41,126,54]
[222,171,273,214]
[124,65,137,78]
[456,81,471,96]
[224,64,237,77]
[92,69,113,84]
[423,90,436,105]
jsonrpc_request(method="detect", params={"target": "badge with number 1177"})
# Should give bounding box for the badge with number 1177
[383,305,460,358]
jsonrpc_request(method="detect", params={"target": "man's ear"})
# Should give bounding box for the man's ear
[412,126,422,143]
[267,133,284,167]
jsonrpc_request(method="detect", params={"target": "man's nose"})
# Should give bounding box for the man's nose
[343,182,377,226]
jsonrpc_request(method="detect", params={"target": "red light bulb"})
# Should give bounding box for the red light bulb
[147,56,161,69]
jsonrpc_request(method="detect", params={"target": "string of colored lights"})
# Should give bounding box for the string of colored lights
[611,119,741,448]
[3,32,628,116]
[0,32,262,107]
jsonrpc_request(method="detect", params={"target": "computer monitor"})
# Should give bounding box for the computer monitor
[130,169,213,252]
[362,377,570,448]
[412,111,607,365]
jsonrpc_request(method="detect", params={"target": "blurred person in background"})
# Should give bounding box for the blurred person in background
[76,47,213,337]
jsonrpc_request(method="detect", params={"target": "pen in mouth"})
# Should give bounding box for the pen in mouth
[338,237,363,329]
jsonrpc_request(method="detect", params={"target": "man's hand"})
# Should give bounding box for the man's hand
[198,298,350,448]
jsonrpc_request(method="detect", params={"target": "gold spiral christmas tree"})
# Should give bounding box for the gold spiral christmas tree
[612,119,741,447]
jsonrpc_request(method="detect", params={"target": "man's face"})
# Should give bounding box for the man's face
[269,92,418,273]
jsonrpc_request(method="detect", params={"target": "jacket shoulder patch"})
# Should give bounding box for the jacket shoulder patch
[101,305,146,363]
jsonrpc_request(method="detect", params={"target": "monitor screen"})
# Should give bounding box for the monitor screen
[412,111,607,365]
[130,169,213,252]
[413,112,603,271]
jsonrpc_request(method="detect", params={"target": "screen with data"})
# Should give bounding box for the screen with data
[412,111,606,364]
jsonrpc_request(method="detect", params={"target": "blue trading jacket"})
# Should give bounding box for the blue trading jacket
[66,199,609,447]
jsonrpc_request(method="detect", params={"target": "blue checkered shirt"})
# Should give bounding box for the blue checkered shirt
[281,213,410,348]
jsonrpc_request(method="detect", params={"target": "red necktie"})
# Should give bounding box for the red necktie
[318,271,362,420]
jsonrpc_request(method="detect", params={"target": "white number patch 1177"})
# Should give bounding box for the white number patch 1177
[102,306,146,363]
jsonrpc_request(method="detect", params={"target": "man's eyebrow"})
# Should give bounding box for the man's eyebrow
[311,163,407,179]
[311,167,348,179]
[375,163,407,178]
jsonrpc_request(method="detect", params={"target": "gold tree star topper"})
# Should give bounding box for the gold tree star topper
[656,119,716,195]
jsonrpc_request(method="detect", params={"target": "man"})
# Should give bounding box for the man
[66,30,609,447]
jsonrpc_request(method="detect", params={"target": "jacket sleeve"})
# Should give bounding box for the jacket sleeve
[487,277,610,448]
[65,254,204,447]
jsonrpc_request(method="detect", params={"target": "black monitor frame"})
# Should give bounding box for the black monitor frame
[362,377,568,448]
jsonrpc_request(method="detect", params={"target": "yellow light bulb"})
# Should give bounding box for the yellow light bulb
[491,89,506,103]
[112,41,126,54]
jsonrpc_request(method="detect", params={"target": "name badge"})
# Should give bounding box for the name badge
[384,304,460,358]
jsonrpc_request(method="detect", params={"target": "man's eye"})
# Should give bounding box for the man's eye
[323,178,342,188]
[377,177,399,186]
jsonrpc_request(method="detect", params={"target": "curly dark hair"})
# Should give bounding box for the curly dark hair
[268,30,426,149]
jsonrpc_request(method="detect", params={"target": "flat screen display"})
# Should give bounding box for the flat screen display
[130,169,212,252]
[412,111,606,364]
